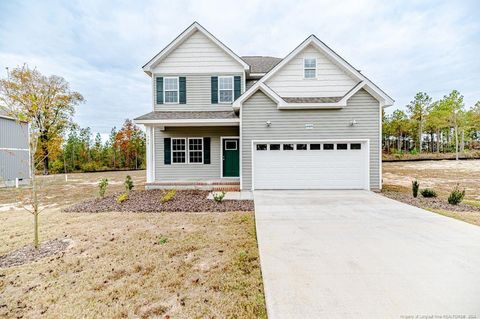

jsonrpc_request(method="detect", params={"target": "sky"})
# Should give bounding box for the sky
[0,0,479,139]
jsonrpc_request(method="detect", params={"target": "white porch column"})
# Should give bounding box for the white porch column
[145,126,154,183]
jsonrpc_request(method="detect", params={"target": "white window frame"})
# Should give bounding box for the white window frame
[218,76,234,104]
[171,138,187,164]
[303,57,317,79]
[187,137,204,164]
[225,140,238,150]
[163,76,179,104]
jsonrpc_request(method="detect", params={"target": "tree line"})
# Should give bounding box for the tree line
[0,65,146,176]
[45,119,146,175]
[383,90,480,157]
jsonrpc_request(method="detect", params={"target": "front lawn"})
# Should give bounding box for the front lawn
[0,171,266,318]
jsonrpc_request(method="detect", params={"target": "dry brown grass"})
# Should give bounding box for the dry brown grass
[0,171,266,318]
[383,160,480,200]
[0,170,146,207]
[383,160,480,226]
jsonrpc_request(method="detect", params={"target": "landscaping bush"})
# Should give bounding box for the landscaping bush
[124,175,134,193]
[98,178,108,198]
[412,180,419,198]
[213,191,226,203]
[448,186,465,205]
[160,189,176,203]
[117,192,129,203]
[420,188,437,198]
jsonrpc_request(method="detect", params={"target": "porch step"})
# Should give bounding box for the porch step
[146,180,240,191]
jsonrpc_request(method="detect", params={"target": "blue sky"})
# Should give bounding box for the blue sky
[1,0,479,139]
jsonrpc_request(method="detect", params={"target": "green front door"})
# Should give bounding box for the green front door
[223,139,239,177]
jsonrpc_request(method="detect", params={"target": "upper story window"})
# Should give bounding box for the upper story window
[164,77,179,104]
[304,58,317,79]
[218,76,233,103]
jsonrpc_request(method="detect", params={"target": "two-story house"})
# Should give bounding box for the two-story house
[134,22,393,191]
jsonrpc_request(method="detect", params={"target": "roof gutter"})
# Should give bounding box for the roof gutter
[134,118,240,126]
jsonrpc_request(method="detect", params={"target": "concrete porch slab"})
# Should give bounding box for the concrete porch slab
[207,191,254,200]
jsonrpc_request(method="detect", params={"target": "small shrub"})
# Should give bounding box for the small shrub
[412,180,419,198]
[448,186,465,205]
[124,175,134,193]
[410,149,419,155]
[420,188,437,198]
[160,189,176,203]
[157,235,168,245]
[98,178,108,198]
[213,191,226,203]
[117,192,129,203]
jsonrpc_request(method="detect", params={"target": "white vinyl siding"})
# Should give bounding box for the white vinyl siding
[266,44,357,97]
[152,30,244,74]
[154,126,239,181]
[241,89,381,190]
[153,74,243,111]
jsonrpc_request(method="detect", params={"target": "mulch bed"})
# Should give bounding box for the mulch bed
[64,190,254,213]
[0,239,71,268]
[382,191,480,213]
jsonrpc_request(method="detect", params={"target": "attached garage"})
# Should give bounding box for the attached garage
[252,140,369,190]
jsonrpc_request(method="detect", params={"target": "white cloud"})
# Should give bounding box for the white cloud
[0,0,478,136]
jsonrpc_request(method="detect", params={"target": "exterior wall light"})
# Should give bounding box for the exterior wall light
[349,119,357,126]
[266,120,271,127]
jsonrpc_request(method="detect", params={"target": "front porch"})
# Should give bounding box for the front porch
[134,111,241,190]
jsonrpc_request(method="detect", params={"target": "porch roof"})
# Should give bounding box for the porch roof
[134,111,239,126]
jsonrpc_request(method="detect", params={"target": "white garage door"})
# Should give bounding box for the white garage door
[253,141,369,190]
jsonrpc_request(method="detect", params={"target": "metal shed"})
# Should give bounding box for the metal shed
[0,112,30,187]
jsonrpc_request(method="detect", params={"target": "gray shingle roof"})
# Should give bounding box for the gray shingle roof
[134,111,238,121]
[241,56,282,74]
[282,97,343,103]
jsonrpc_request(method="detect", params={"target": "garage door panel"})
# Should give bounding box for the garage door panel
[253,141,368,190]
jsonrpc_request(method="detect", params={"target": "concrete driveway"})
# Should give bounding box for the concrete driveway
[254,190,480,319]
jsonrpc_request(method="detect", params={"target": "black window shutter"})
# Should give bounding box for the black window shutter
[164,138,171,165]
[211,77,218,104]
[179,77,186,104]
[203,137,211,164]
[234,76,241,100]
[156,77,163,104]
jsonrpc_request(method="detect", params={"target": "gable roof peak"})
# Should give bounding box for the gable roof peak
[142,21,249,75]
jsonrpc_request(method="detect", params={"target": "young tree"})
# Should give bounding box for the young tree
[407,92,431,153]
[0,65,83,248]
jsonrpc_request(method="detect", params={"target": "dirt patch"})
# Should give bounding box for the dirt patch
[64,190,254,213]
[383,159,480,200]
[382,190,480,213]
[0,238,71,268]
